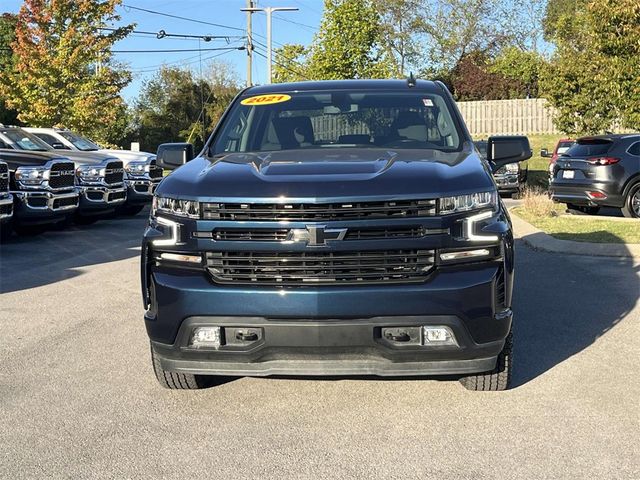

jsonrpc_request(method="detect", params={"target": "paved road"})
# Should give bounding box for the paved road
[1,209,638,479]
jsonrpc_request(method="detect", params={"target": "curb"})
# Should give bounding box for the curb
[509,211,640,259]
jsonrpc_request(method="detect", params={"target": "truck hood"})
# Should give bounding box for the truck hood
[54,150,119,166]
[157,145,495,200]
[0,149,72,170]
[98,149,155,165]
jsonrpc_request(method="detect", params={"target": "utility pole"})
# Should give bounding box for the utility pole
[240,5,298,83]
[245,0,254,87]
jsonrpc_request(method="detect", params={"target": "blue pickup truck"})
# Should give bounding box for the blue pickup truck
[142,79,531,391]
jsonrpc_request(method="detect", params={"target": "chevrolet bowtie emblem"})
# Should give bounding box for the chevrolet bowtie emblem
[286,225,348,246]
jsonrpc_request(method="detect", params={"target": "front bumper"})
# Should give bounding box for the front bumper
[493,173,519,192]
[0,193,13,223]
[78,185,127,213]
[11,189,79,223]
[145,262,512,377]
[126,178,161,204]
[549,181,624,208]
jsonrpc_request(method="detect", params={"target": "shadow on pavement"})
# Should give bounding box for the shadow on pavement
[0,209,149,294]
[511,231,638,387]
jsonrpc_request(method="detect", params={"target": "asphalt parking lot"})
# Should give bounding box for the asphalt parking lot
[0,208,638,479]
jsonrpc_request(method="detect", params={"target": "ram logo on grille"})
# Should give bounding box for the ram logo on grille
[50,170,75,177]
[286,225,348,246]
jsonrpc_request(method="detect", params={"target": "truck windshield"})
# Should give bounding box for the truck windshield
[0,129,51,152]
[59,131,100,151]
[210,91,463,155]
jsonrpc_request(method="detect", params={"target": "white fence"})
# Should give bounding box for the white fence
[457,98,559,136]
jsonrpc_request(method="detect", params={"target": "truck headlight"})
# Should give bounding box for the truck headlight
[125,161,149,177]
[151,195,200,218]
[76,165,105,182]
[15,166,50,185]
[505,162,519,173]
[439,191,497,215]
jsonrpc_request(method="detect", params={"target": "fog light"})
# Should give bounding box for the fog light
[422,326,458,346]
[190,326,221,349]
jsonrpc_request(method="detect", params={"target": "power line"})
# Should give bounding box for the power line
[252,45,308,80]
[112,46,245,53]
[100,26,244,41]
[121,4,245,32]
[130,48,240,74]
[272,14,317,31]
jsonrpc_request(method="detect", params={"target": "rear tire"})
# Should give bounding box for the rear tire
[621,183,640,219]
[117,204,145,216]
[150,343,208,389]
[460,330,512,391]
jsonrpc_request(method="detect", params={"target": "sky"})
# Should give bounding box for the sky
[3,0,325,100]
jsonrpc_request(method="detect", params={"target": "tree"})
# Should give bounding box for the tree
[0,13,19,125]
[450,52,526,101]
[272,44,309,83]
[305,0,395,80]
[0,0,133,145]
[490,47,546,98]
[540,0,640,134]
[130,61,241,152]
[374,0,423,75]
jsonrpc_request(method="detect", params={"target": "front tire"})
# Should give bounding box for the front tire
[460,330,513,391]
[151,344,208,389]
[621,183,640,218]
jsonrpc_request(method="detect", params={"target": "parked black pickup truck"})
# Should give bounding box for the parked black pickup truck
[0,126,127,224]
[144,79,531,391]
[0,148,78,237]
[0,160,13,240]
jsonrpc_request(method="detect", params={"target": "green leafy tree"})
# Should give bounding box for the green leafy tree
[541,0,640,134]
[0,13,19,125]
[490,47,546,98]
[0,0,133,145]
[305,0,395,80]
[272,44,309,83]
[374,0,423,75]
[131,61,241,152]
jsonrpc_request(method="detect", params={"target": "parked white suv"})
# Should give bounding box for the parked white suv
[25,127,163,215]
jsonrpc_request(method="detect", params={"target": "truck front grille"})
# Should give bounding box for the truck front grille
[205,249,435,285]
[148,161,163,179]
[201,199,437,221]
[0,163,8,193]
[208,226,428,242]
[48,162,76,189]
[104,161,124,185]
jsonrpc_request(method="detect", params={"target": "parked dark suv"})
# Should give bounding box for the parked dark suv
[549,134,640,217]
[142,79,531,391]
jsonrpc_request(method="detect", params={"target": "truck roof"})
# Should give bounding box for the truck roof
[245,79,444,95]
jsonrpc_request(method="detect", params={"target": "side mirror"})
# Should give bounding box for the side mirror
[540,148,550,158]
[51,142,69,150]
[156,142,194,170]
[487,136,532,173]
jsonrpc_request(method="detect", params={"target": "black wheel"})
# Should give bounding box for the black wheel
[460,330,512,391]
[151,343,208,389]
[621,183,640,219]
[117,204,145,216]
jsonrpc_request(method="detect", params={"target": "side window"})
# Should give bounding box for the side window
[34,133,58,147]
[628,142,640,156]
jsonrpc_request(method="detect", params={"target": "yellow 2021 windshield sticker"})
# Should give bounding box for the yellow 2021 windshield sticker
[241,94,291,106]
